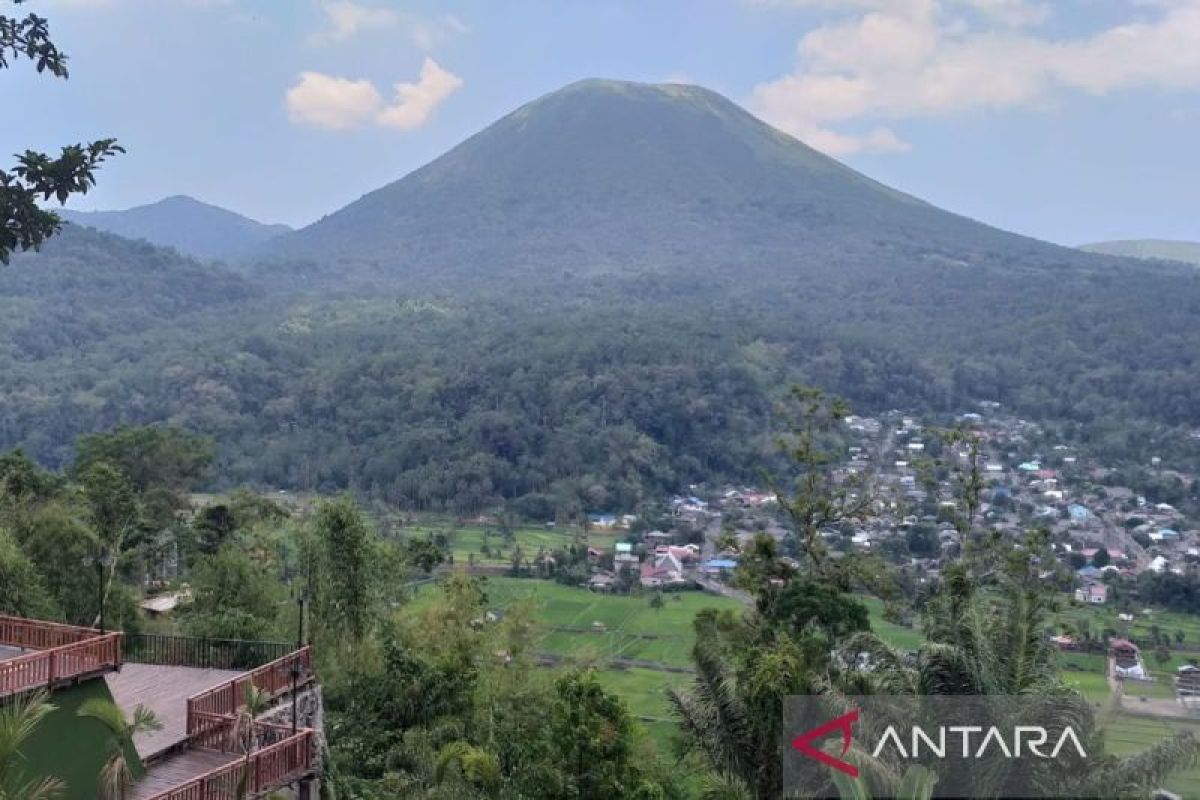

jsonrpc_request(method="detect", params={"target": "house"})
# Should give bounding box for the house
[1149,555,1169,573]
[664,544,699,563]
[588,513,617,529]
[1176,665,1200,700]
[643,530,672,545]
[139,589,192,618]
[1111,639,1147,680]
[701,558,738,576]
[1150,528,1181,543]
[1074,582,1108,604]
[640,552,686,588]
[1068,504,1090,521]
[614,542,639,567]
[1118,612,1135,622]
[588,572,617,592]
[1050,635,1079,651]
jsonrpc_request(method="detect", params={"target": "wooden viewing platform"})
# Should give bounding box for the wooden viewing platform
[3,619,318,799]
[0,614,122,697]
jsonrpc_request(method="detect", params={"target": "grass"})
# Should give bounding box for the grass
[419,576,743,667]
[18,677,142,800]
[859,595,924,651]
[1101,713,1200,797]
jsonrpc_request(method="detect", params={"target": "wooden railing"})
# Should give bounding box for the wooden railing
[185,647,312,738]
[0,615,100,649]
[144,728,315,800]
[0,615,122,697]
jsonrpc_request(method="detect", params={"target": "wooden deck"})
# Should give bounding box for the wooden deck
[0,644,23,661]
[106,663,241,760]
[131,749,241,800]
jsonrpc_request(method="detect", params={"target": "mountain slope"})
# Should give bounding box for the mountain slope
[264,79,1088,287]
[1081,239,1200,266]
[62,195,291,261]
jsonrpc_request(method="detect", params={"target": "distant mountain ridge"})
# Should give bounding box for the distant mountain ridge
[1081,239,1200,266]
[62,195,291,261]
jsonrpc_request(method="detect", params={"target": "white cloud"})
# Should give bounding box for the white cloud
[285,59,463,132]
[286,72,383,131]
[376,58,465,130]
[310,1,468,49]
[749,0,1200,153]
[310,1,397,44]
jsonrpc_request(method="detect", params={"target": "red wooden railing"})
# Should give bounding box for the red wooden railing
[0,615,122,696]
[143,729,314,800]
[0,615,99,649]
[185,647,312,737]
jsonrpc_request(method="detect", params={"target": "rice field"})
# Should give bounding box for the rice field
[398,522,627,566]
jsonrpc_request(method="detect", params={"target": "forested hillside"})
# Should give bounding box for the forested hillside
[3,80,1200,515]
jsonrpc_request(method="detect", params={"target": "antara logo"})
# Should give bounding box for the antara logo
[791,709,1089,778]
[791,709,860,778]
[871,725,1088,760]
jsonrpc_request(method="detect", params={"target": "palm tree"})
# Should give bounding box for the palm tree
[233,684,272,800]
[76,699,161,800]
[670,615,819,800]
[0,691,62,800]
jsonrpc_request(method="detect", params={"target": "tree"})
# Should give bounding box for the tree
[18,503,100,624]
[184,543,282,640]
[1092,548,1111,568]
[547,670,651,799]
[1,0,123,264]
[0,530,57,619]
[312,496,376,642]
[771,386,869,570]
[671,613,816,799]
[0,690,62,800]
[76,699,161,800]
[403,536,445,575]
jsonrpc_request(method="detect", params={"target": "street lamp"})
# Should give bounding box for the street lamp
[291,588,309,734]
[82,546,115,633]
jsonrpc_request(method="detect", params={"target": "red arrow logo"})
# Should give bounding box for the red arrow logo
[791,708,860,778]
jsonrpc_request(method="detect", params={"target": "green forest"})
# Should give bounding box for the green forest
[2,225,1198,519]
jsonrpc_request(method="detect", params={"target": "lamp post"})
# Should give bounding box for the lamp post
[82,546,115,633]
[291,591,307,734]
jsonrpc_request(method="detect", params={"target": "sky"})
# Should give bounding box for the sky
[4,0,1199,246]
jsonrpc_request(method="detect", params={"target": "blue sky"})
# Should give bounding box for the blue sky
[4,0,1199,245]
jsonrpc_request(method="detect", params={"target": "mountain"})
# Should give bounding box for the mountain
[61,195,291,261]
[263,78,1088,288]
[1081,239,1200,266]
[4,79,1200,511]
